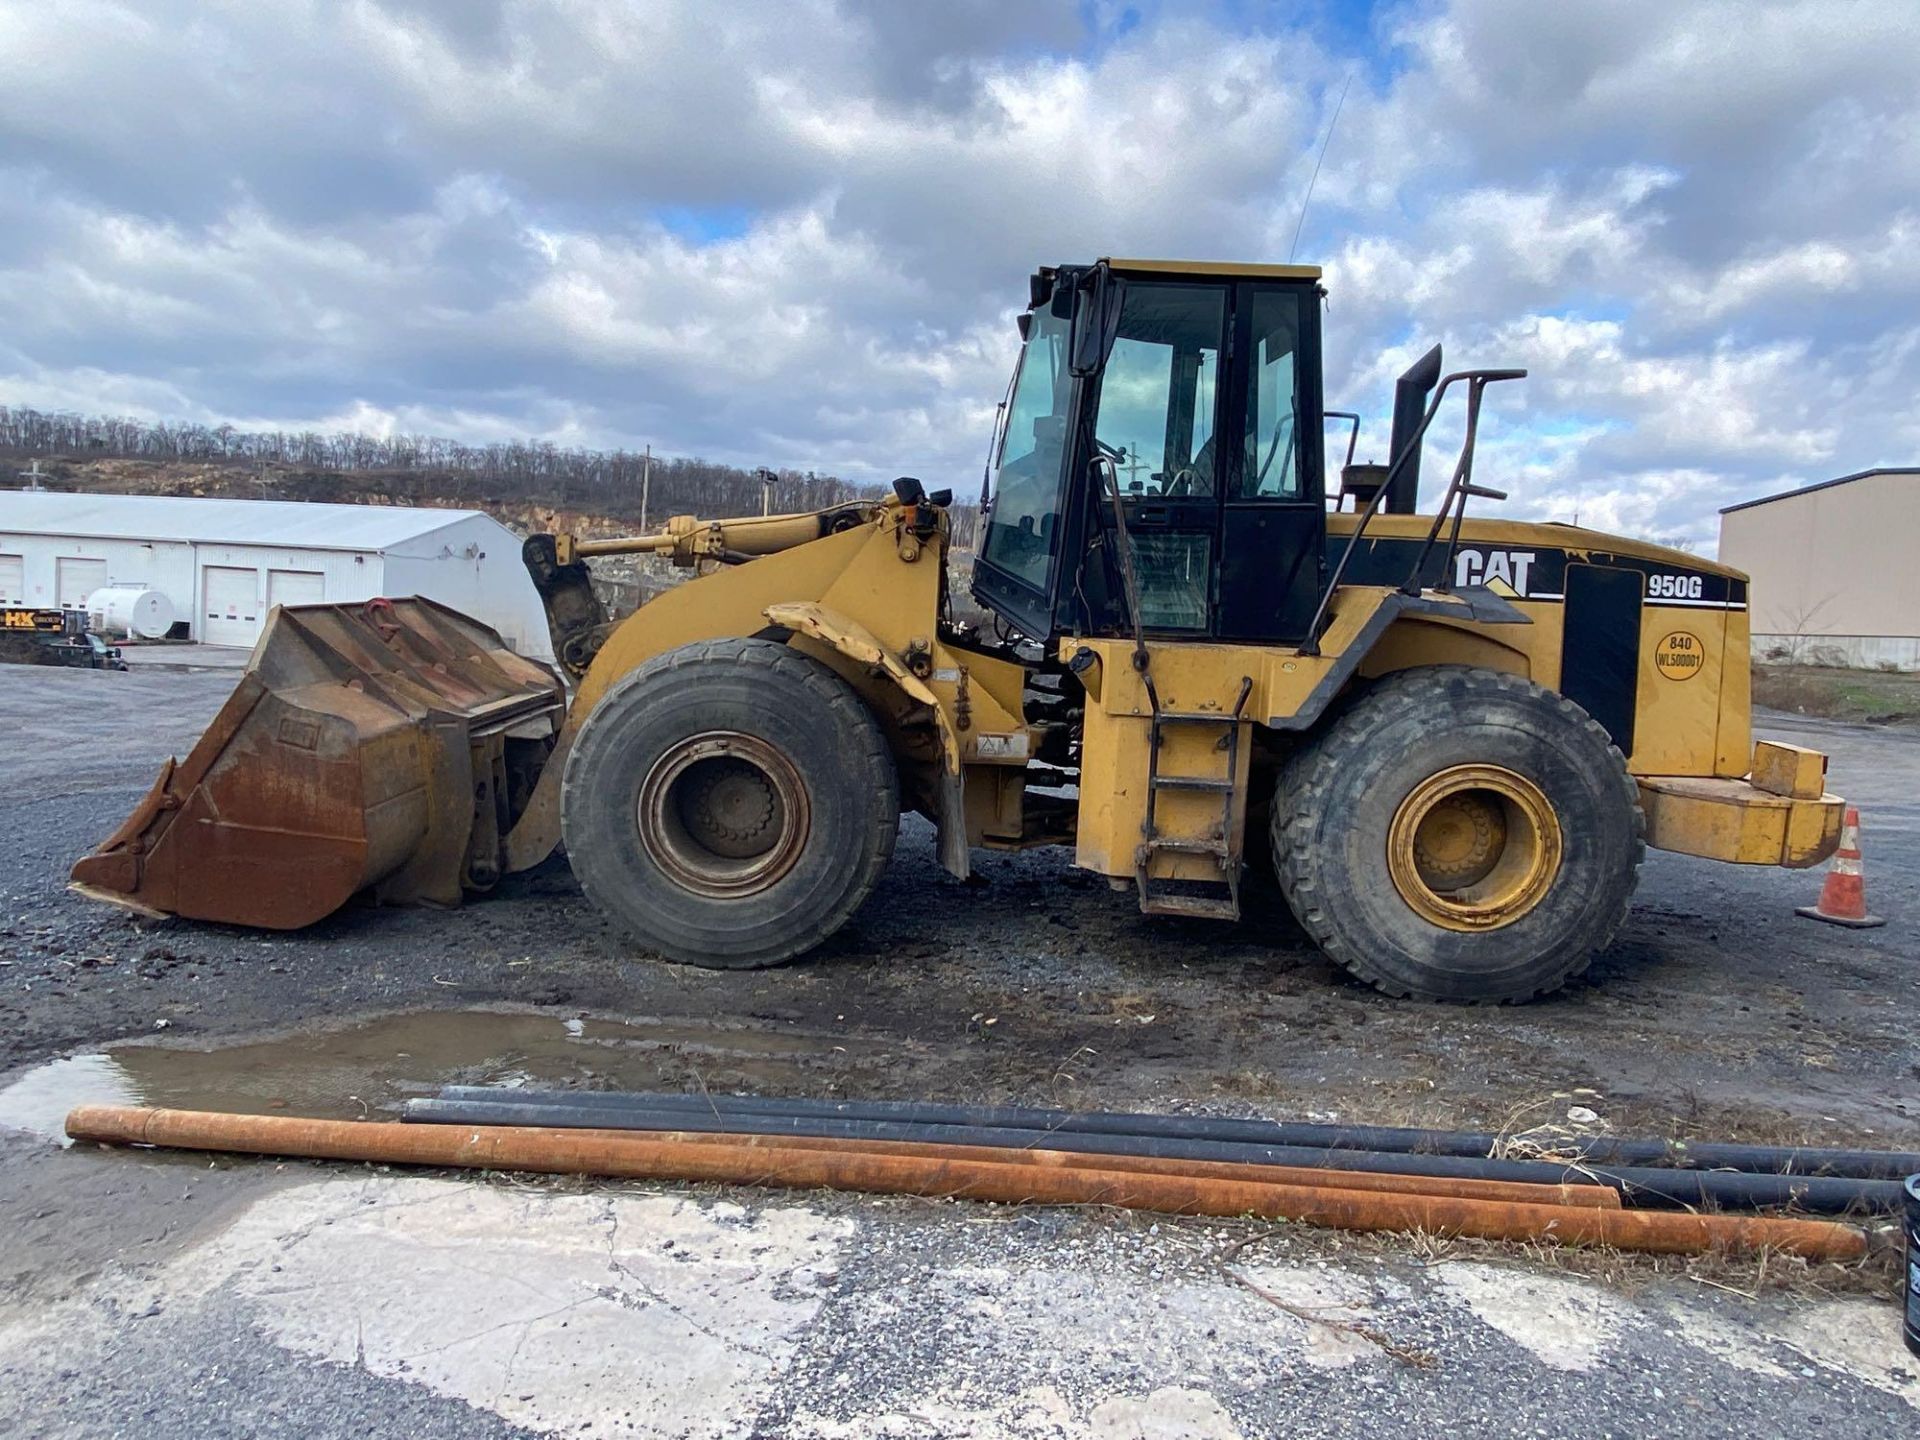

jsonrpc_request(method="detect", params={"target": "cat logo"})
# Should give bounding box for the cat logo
[1452,548,1538,598]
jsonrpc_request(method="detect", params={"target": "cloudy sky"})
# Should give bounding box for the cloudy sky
[2,0,1916,550]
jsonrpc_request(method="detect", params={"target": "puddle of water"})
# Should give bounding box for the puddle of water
[0,1008,857,1145]
[0,1055,148,1142]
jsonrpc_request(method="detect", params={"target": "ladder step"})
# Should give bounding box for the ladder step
[1151,775,1233,792]
[1153,711,1243,725]
[1142,837,1230,858]
[1141,891,1241,920]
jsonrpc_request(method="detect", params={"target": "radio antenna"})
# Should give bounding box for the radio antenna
[1288,73,1352,263]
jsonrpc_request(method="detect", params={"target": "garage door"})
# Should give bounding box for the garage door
[201,566,261,646]
[56,556,108,610]
[0,554,21,604]
[267,569,326,612]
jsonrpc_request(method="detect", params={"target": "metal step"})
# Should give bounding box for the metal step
[1141,837,1230,859]
[1153,710,1243,725]
[1140,890,1241,920]
[1150,775,1233,792]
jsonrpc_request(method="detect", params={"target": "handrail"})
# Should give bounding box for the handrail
[1094,452,1152,673]
[1324,410,1363,470]
[1397,369,1526,598]
[1296,368,1525,657]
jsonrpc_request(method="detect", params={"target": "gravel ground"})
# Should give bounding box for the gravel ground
[1,663,1916,1437]
[3,667,1914,1143]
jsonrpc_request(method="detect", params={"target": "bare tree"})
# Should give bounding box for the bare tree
[1770,593,1839,667]
[0,405,881,523]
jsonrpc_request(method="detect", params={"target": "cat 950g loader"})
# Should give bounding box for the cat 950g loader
[71,258,1845,1002]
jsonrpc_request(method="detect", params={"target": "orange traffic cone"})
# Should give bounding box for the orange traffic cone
[1796,807,1885,928]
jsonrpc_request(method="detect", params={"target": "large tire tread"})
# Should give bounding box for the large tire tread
[562,637,898,969]
[1270,666,1644,1003]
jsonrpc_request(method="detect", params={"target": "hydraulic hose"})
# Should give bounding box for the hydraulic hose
[429,1086,1920,1180]
[64,1106,1867,1262]
[402,1097,1906,1214]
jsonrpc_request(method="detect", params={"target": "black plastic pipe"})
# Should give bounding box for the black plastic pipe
[428,1086,1920,1182]
[402,1097,1905,1214]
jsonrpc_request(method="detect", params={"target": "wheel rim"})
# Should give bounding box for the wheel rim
[637,732,811,898]
[1386,764,1562,931]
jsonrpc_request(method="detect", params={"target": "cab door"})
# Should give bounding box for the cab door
[1090,280,1229,634]
[1217,282,1325,642]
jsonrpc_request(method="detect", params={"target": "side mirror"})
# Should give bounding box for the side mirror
[1067,265,1124,378]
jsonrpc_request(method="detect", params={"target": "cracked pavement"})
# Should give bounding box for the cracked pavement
[2,664,1917,1436]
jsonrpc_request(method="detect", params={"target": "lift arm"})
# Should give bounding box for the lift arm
[524,500,884,679]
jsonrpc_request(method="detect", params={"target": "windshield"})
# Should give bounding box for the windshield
[979,304,1073,593]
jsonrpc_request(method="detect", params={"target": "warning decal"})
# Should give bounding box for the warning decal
[1654,631,1705,681]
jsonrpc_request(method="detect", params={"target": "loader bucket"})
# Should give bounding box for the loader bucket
[71,597,567,930]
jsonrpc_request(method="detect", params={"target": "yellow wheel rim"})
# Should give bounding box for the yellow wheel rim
[1387,764,1562,932]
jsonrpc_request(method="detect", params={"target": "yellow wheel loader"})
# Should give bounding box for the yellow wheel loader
[72,259,1847,1002]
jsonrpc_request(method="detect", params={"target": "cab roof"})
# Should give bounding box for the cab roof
[1103,257,1322,281]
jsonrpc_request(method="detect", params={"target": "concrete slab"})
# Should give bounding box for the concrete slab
[0,1166,1914,1439]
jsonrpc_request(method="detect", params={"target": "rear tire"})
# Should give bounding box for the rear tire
[1271,666,1643,1003]
[561,638,899,968]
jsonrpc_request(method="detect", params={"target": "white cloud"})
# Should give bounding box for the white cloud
[0,0,1914,543]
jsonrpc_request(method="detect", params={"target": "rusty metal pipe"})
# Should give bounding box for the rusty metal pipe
[570,1126,1619,1208]
[65,1107,1864,1260]
[403,1097,1900,1213]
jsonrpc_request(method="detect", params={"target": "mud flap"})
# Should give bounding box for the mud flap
[933,765,971,882]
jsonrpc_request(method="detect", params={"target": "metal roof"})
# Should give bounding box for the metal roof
[1719,467,1919,515]
[0,491,493,551]
[1104,257,1323,281]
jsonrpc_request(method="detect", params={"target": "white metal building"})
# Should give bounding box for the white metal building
[1719,467,1919,670]
[0,492,554,662]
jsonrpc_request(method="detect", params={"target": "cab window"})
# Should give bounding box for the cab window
[980,305,1073,592]
[1094,286,1224,498]
[1240,289,1304,499]
[1091,282,1227,631]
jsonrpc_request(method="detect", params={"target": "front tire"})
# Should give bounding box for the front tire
[561,638,899,968]
[1271,667,1643,1003]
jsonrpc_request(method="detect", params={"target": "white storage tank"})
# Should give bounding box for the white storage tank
[88,585,177,640]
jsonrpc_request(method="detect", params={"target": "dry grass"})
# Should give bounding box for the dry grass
[1202,1076,1916,1156]
[1194,1211,1903,1302]
[1417,1225,1901,1302]
[1753,663,1920,725]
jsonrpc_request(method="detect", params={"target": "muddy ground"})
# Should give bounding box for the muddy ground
[2,663,1917,1437]
[4,665,1915,1145]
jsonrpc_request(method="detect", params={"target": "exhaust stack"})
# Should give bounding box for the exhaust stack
[1385,343,1444,514]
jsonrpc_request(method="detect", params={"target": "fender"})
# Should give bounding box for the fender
[1270,587,1532,731]
[764,600,970,880]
